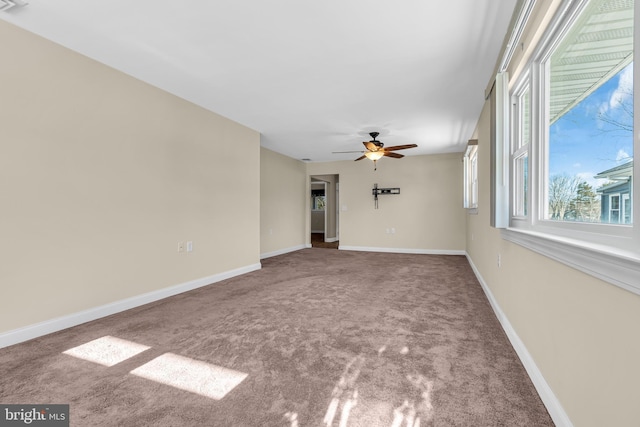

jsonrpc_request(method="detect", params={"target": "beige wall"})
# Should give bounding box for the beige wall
[262,151,465,255]
[0,21,260,334]
[260,147,307,256]
[310,210,325,232]
[307,154,466,252]
[467,100,640,427]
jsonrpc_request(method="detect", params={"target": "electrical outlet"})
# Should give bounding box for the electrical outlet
[178,241,184,253]
[391,228,396,234]
[186,241,193,252]
[497,254,501,267]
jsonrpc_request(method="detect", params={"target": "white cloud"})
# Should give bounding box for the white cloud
[573,162,581,168]
[576,172,607,189]
[616,149,631,162]
[609,63,633,110]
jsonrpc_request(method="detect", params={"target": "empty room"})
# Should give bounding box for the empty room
[1,0,638,426]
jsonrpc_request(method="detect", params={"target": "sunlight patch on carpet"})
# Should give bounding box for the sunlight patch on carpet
[324,355,364,427]
[63,335,150,367]
[130,353,248,400]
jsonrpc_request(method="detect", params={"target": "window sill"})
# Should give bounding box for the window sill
[501,227,640,296]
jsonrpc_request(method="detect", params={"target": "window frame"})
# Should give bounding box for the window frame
[500,0,640,295]
[623,193,631,224]
[464,140,479,213]
[609,194,621,224]
[510,74,531,221]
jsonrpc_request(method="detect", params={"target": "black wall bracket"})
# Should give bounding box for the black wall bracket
[372,183,400,209]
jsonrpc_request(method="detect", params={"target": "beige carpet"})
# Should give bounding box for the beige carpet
[0,249,553,426]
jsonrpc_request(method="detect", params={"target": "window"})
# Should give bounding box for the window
[464,140,479,211]
[511,79,531,218]
[609,194,621,223]
[543,0,634,226]
[623,193,631,223]
[509,0,635,232]
[311,191,326,211]
[500,0,639,294]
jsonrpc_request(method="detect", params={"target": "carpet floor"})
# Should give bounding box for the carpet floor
[0,249,553,426]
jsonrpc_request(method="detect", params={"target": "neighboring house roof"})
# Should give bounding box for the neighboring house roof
[595,160,633,194]
[594,160,634,180]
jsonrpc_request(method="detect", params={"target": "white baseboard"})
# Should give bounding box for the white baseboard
[0,263,262,349]
[260,244,307,259]
[339,245,465,255]
[465,254,573,427]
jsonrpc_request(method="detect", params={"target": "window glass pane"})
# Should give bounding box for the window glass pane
[610,195,620,223]
[521,90,530,149]
[311,190,327,211]
[623,194,631,223]
[547,0,633,224]
[511,83,529,219]
[514,154,528,216]
[464,144,478,209]
[311,194,325,210]
[471,152,478,208]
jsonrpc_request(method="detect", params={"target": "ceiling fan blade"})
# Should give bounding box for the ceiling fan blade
[383,144,418,151]
[332,150,366,154]
[354,155,367,161]
[384,152,404,158]
[363,141,379,152]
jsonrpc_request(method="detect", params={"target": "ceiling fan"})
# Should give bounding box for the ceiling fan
[333,132,418,170]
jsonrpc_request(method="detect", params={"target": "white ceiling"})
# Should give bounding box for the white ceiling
[1,1,517,162]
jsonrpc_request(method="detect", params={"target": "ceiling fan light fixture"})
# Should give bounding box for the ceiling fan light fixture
[334,130,417,170]
[364,151,384,161]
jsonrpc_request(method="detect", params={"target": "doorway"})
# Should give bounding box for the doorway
[310,174,339,248]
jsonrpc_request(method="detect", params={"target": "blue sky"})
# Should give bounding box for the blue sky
[549,62,634,188]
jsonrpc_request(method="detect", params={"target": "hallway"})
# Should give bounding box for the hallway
[310,233,338,249]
